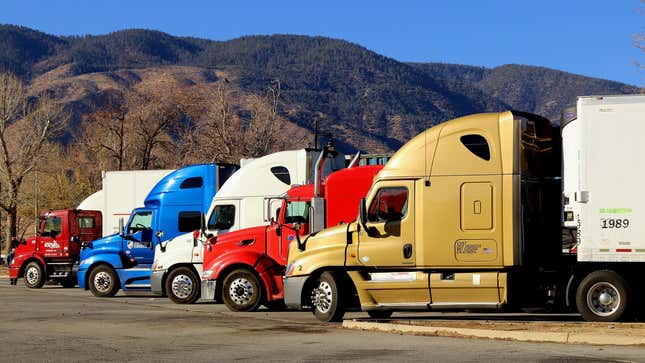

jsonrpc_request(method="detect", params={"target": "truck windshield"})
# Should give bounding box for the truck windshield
[127,211,152,234]
[284,201,309,224]
[41,216,62,237]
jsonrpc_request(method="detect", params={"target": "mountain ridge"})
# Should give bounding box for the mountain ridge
[0,24,641,153]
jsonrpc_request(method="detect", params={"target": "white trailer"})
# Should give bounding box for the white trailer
[77,169,173,236]
[564,94,645,261]
[150,148,346,303]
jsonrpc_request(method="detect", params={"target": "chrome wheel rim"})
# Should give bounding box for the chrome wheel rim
[228,277,255,306]
[171,274,194,299]
[587,282,620,317]
[312,281,333,314]
[25,266,40,285]
[93,271,112,293]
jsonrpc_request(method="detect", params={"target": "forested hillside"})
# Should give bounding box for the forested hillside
[0,24,641,234]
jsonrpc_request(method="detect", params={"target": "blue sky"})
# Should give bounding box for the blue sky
[2,0,644,86]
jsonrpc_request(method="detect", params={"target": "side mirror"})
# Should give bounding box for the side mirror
[205,236,217,252]
[192,230,200,247]
[118,217,125,236]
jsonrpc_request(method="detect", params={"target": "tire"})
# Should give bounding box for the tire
[222,268,263,312]
[576,270,630,322]
[23,261,46,288]
[311,271,346,322]
[88,265,120,297]
[60,276,77,288]
[166,267,200,304]
[367,310,393,319]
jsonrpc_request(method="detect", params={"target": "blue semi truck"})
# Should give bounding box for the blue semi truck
[77,163,237,297]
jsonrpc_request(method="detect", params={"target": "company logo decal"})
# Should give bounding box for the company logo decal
[44,241,60,249]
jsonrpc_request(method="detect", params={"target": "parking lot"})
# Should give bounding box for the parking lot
[2,278,645,362]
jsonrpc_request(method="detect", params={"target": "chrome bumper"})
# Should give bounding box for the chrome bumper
[201,280,217,301]
[150,270,165,296]
[283,275,308,310]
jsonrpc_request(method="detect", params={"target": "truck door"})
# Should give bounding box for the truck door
[124,210,155,264]
[38,214,66,258]
[357,181,415,267]
[277,200,310,263]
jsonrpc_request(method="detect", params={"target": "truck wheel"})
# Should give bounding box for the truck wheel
[222,269,263,312]
[311,271,346,322]
[89,265,119,297]
[576,270,630,322]
[23,261,46,288]
[166,267,200,304]
[367,310,392,319]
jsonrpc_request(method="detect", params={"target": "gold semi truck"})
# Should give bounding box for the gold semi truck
[284,102,645,322]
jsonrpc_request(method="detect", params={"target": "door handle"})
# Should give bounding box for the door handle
[403,243,413,259]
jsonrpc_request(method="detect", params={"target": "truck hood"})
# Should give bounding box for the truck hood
[286,223,351,277]
[80,233,122,260]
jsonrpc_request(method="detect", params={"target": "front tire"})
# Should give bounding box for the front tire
[222,268,263,312]
[166,267,200,304]
[576,270,630,322]
[311,271,346,322]
[23,261,46,288]
[88,265,119,297]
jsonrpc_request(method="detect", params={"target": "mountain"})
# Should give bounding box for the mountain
[410,62,640,119]
[0,25,641,153]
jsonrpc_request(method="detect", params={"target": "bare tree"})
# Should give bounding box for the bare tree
[78,96,130,171]
[0,72,65,253]
[128,91,180,170]
[192,80,304,164]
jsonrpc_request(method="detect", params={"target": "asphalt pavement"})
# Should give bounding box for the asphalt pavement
[1,278,645,362]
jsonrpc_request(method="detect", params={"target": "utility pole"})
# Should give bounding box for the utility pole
[34,171,38,235]
[314,119,319,149]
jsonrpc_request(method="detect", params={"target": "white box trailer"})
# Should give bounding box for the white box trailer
[563,95,645,262]
[77,169,174,236]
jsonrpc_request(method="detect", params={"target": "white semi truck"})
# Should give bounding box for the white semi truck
[77,169,173,236]
[150,147,346,303]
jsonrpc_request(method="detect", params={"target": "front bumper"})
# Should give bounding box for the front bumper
[283,275,308,310]
[201,280,217,301]
[150,270,166,295]
[8,265,19,279]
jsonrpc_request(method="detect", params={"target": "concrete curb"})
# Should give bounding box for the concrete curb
[342,320,645,346]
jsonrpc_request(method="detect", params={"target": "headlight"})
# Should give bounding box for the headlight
[285,262,296,276]
[202,269,214,280]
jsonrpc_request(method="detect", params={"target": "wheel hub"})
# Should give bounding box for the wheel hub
[228,278,254,305]
[94,271,112,292]
[587,282,620,317]
[311,281,332,314]
[171,275,193,299]
[26,267,39,285]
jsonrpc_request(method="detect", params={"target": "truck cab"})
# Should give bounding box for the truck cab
[150,147,348,304]
[284,111,564,322]
[201,164,383,311]
[9,209,102,288]
[77,163,237,297]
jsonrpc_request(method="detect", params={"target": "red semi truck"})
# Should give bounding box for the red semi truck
[9,209,102,288]
[200,164,383,311]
